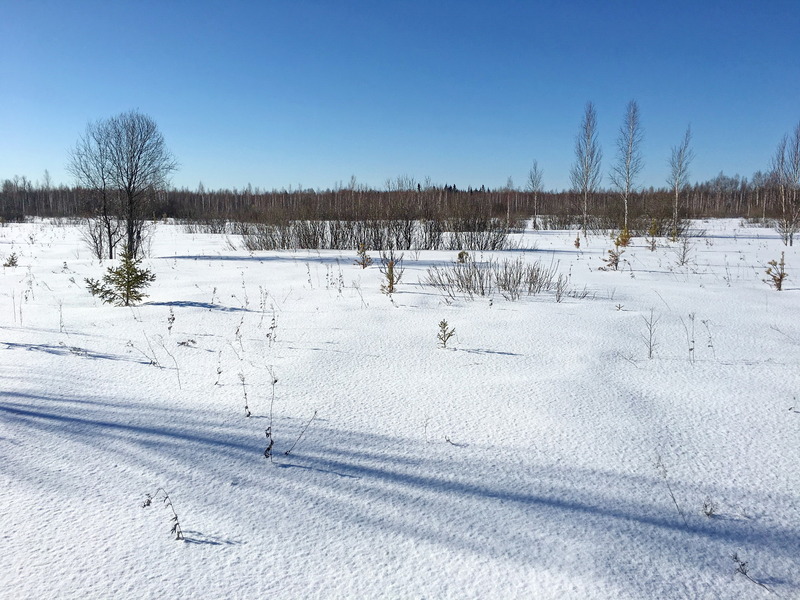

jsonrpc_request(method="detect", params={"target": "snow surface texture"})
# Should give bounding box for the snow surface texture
[1,219,798,599]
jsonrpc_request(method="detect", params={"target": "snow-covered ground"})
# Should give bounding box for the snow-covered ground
[1,219,798,599]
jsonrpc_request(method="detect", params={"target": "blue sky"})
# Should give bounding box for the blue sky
[2,0,799,192]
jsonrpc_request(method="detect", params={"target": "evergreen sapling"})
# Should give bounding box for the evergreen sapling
[85,249,155,306]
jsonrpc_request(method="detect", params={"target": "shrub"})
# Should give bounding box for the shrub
[764,252,788,291]
[85,249,155,306]
[424,257,561,301]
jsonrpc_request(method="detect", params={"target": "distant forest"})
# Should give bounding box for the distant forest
[0,171,782,228]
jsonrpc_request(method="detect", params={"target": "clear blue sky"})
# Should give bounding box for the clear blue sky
[2,0,799,192]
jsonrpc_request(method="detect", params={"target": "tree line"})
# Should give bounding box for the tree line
[1,170,792,224]
[2,107,798,252]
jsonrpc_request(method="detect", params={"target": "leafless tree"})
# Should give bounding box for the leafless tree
[570,102,602,238]
[610,100,644,231]
[666,126,694,239]
[771,122,800,246]
[68,121,121,258]
[68,110,178,258]
[526,160,544,228]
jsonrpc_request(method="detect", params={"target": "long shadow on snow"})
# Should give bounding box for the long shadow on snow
[2,391,798,596]
[146,300,253,313]
[3,341,148,364]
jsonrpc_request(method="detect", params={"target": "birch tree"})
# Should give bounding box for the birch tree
[570,102,602,238]
[666,126,694,239]
[526,160,544,229]
[609,100,644,231]
[771,123,800,246]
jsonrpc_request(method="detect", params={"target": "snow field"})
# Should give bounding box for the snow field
[1,219,798,599]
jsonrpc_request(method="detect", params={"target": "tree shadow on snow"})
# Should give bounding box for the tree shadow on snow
[145,300,253,313]
[2,390,799,597]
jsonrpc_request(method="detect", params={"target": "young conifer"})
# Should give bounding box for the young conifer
[86,248,156,306]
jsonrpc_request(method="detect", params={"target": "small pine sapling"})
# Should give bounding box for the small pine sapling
[601,247,624,270]
[142,488,184,540]
[3,252,18,268]
[615,227,632,247]
[437,319,456,349]
[354,243,372,268]
[85,249,155,306]
[764,252,787,291]
[379,249,404,294]
[600,235,625,271]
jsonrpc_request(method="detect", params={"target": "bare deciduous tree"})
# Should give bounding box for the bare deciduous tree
[666,126,694,239]
[771,123,800,246]
[526,160,544,229]
[68,123,121,258]
[68,110,178,258]
[610,100,644,231]
[570,102,602,238]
